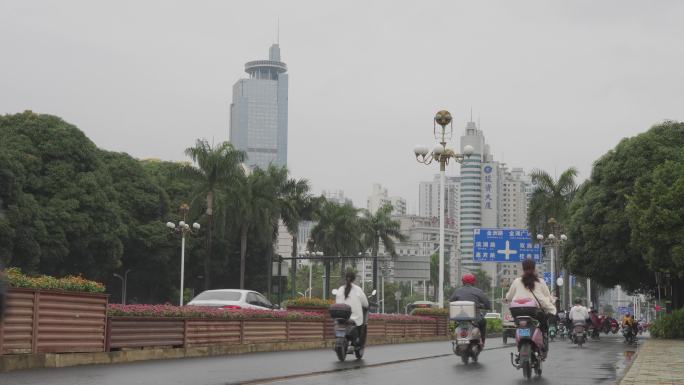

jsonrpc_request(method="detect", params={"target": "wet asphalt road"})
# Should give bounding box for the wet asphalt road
[0,334,641,385]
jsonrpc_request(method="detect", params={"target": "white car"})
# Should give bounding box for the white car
[484,312,502,320]
[187,289,276,310]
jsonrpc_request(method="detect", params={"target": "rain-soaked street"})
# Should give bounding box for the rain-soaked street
[0,334,641,385]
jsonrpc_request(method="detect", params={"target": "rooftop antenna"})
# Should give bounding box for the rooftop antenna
[277,17,280,44]
[470,108,473,122]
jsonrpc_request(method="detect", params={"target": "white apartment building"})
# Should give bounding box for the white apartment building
[367,183,407,215]
[418,175,460,222]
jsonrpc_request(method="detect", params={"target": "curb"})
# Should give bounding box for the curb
[613,339,644,385]
[0,336,449,373]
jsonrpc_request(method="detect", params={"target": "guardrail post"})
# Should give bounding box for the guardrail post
[31,291,40,354]
[183,319,189,348]
[105,318,112,352]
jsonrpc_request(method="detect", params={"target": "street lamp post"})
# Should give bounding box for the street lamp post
[414,110,473,308]
[536,220,567,311]
[166,204,200,306]
[113,269,131,305]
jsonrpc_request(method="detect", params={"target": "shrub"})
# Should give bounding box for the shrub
[411,308,448,316]
[448,318,503,335]
[486,318,503,333]
[107,304,324,321]
[283,297,333,309]
[4,267,105,293]
[650,308,684,339]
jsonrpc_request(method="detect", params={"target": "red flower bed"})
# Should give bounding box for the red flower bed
[107,304,324,321]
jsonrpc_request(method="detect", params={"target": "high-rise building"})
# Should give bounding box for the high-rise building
[458,120,532,286]
[418,175,460,221]
[322,189,353,205]
[367,183,407,215]
[459,121,489,275]
[230,44,289,169]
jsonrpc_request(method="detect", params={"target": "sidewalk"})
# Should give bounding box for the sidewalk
[620,339,684,385]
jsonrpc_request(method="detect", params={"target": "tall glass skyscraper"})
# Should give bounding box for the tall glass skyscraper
[230,44,288,169]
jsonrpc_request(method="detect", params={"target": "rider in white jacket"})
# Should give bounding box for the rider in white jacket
[335,271,369,327]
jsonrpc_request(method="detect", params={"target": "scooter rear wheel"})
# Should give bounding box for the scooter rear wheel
[335,338,347,362]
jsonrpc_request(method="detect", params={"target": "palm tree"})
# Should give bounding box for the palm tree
[181,139,245,289]
[230,165,282,289]
[279,178,320,297]
[528,167,579,236]
[310,200,361,297]
[359,202,407,293]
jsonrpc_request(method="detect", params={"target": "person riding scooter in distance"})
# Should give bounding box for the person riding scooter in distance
[569,298,590,330]
[449,273,491,347]
[335,271,369,346]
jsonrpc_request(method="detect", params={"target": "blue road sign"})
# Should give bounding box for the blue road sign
[543,272,576,286]
[473,228,541,263]
[618,306,631,315]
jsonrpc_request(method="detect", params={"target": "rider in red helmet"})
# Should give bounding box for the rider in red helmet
[449,273,492,346]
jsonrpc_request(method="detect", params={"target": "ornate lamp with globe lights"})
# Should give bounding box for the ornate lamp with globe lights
[536,218,567,311]
[414,110,474,308]
[166,203,201,306]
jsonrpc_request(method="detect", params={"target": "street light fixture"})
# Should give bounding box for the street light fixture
[113,269,131,305]
[537,222,567,311]
[166,203,200,306]
[414,110,473,308]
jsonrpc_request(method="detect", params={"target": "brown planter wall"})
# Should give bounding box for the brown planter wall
[285,306,334,339]
[107,318,184,350]
[107,318,326,350]
[0,288,108,355]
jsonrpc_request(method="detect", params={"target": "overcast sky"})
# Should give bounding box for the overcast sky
[2,1,683,211]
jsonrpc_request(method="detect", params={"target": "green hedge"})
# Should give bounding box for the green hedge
[650,308,684,339]
[4,267,106,293]
[282,297,333,309]
[411,308,448,316]
[448,318,503,335]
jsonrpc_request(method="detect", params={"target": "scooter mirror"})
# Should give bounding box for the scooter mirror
[371,289,377,296]
[331,289,338,296]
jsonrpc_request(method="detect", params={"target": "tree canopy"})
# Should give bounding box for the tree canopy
[566,121,684,297]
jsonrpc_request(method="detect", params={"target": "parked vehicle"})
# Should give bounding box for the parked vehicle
[484,312,501,320]
[509,298,544,379]
[406,301,437,314]
[572,320,587,347]
[450,301,483,365]
[330,289,377,361]
[187,289,276,310]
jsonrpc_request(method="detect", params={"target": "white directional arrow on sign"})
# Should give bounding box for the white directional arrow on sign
[497,240,518,261]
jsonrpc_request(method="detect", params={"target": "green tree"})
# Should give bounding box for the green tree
[311,200,361,296]
[279,178,321,297]
[429,252,450,302]
[471,269,492,293]
[359,203,406,293]
[181,139,245,289]
[566,121,684,295]
[627,160,684,307]
[230,165,283,289]
[528,167,578,236]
